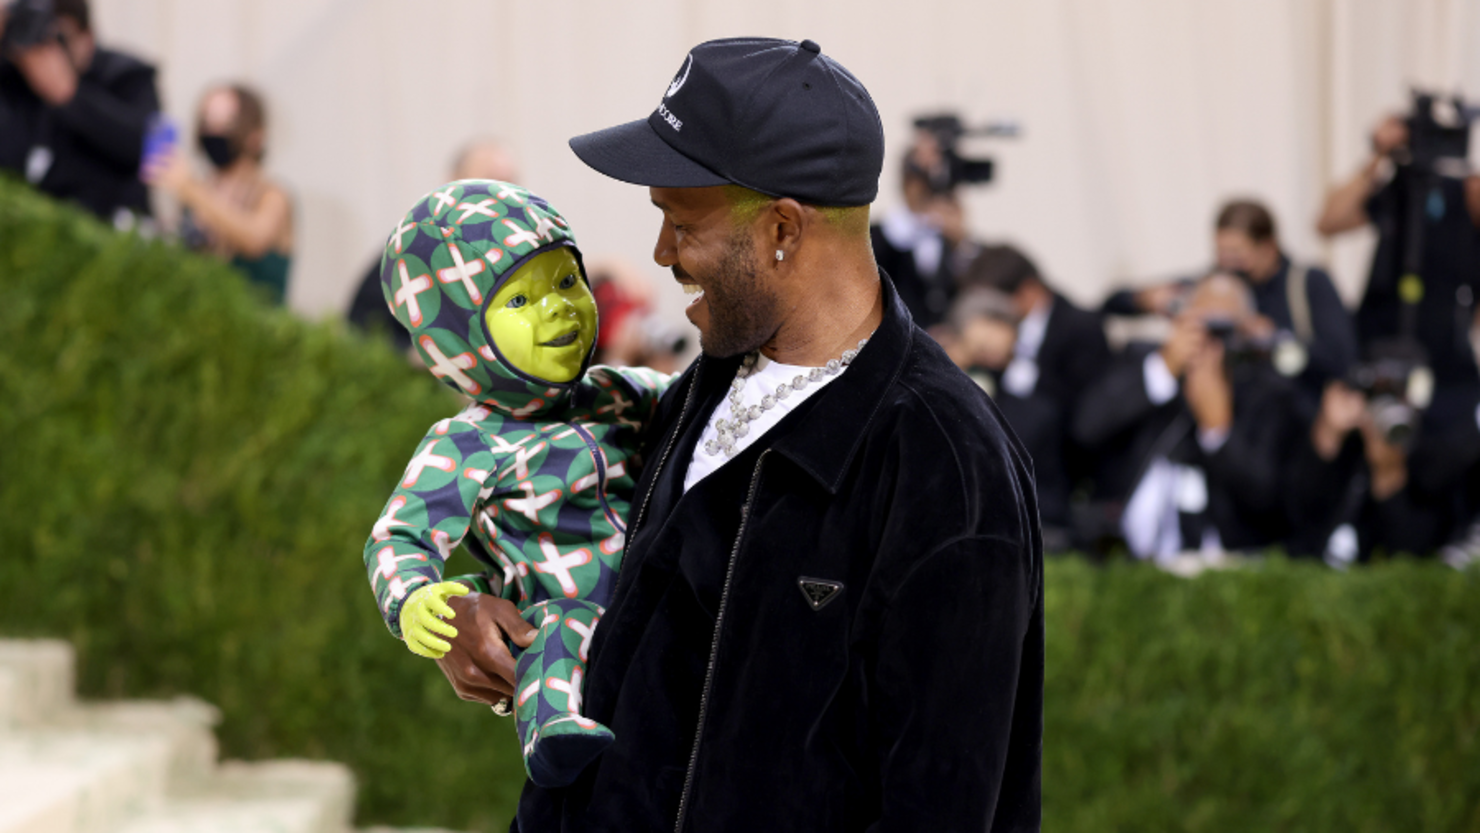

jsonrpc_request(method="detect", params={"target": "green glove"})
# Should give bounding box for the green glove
[399,581,470,659]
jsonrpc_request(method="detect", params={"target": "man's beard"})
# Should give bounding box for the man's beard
[694,231,781,358]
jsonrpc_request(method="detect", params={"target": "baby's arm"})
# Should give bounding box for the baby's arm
[587,365,675,431]
[363,414,498,651]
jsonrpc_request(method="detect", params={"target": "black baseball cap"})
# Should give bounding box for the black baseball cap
[569,37,884,207]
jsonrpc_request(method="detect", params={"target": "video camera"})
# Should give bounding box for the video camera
[1347,339,1434,448]
[1,0,60,52]
[1399,90,1480,178]
[908,113,1020,195]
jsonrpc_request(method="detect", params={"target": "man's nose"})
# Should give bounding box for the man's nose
[653,220,677,267]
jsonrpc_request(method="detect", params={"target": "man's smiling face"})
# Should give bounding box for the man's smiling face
[483,247,596,383]
[650,185,782,358]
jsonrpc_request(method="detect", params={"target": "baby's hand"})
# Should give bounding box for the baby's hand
[399,581,471,659]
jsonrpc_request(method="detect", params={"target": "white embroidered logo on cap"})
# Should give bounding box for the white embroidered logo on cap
[666,54,694,99]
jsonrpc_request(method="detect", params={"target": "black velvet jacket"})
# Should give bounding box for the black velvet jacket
[513,273,1044,833]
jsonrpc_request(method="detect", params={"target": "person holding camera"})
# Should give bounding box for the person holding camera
[144,83,294,306]
[0,0,159,224]
[1285,378,1466,565]
[1317,112,1480,427]
[1073,273,1303,562]
[871,127,980,328]
[1105,199,1357,414]
[942,244,1111,551]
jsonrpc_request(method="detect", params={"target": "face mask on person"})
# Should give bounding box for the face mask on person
[198,134,239,169]
[483,247,598,384]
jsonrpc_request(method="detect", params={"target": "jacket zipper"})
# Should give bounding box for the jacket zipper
[674,450,769,833]
[568,421,626,534]
[603,361,703,613]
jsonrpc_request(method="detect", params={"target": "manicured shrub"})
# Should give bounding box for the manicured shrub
[2,180,1476,831]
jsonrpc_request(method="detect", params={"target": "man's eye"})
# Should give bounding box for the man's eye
[506,295,527,309]
[559,274,578,289]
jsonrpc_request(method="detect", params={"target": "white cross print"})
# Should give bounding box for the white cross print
[401,443,456,487]
[373,546,426,582]
[531,533,590,598]
[507,398,546,419]
[495,184,526,204]
[429,529,455,561]
[530,210,560,242]
[501,219,541,249]
[419,336,482,395]
[436,244,487,304]
[573,461,626,493]
[518,678,542,707]
[456,199,498,223]
[565,617,598,662]
[598,391,634,418]
[546,667,585,713]
[372,496,412,541]
[498,440,547,482]
[394,260,433,327]
[389,219,416,253]
[429,186,457,216]
[600,530,625,555]
[507,482,562,525]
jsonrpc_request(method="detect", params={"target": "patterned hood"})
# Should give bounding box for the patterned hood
[380,180,593,418]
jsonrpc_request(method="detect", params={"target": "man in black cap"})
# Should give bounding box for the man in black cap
[433,37,1042,833]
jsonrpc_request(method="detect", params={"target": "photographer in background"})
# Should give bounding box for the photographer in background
[1317,107,1480,430]
[1073,273,1302,563]
[871,123,981,328]
[0,0,158,225]
[946,244,1110,550]
[1105,199,1357,414]
[587,256,688,374]
[1286,377,1463,566]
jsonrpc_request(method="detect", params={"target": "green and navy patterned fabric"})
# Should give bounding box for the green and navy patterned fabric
[363,179,671,786]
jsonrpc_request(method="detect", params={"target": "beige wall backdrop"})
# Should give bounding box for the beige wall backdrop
[92,0,1480,321]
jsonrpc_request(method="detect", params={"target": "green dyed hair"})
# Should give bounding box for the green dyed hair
[723,185,870,239]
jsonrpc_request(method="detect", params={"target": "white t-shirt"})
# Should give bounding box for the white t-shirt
[683,354,842,492]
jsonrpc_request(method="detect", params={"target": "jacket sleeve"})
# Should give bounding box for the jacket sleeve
[587,365,675,431]
[52,63,159,170]
[1203,382,1298,518]
[1301,268,1358,383]
[363,419,498,637]
[868,534,1040,832]
[1071,349,1165,449]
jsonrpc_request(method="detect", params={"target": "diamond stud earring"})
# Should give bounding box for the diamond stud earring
[775,250,784,262]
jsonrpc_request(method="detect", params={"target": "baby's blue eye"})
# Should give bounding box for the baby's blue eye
[559,274,578,290]
[506,295,527,309]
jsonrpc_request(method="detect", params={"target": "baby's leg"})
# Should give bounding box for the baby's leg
[511,598,613,788]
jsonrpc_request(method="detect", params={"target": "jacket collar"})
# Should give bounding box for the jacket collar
[765,268,915,494]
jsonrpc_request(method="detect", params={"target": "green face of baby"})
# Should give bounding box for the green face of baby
[484,248,597,383]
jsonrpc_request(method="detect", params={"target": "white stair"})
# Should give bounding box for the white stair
[0,639,457,833]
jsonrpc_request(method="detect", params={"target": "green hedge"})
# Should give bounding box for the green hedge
[1,180,1477,832]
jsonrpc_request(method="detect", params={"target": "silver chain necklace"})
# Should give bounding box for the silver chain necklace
[703,337,870,457]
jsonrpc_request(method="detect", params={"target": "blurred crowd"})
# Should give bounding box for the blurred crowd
[895,117,1480,569]
[5,1,1478,568]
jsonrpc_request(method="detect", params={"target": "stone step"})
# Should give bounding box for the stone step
[0,729,174,833]
[0,640,75,729]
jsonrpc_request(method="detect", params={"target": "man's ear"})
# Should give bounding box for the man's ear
[767,198,807,263]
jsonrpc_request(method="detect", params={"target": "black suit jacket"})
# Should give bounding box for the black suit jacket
[515,272,1043,832]
[992,295,1110,529]
[0,47,158,220]
[1071,344,1300,551]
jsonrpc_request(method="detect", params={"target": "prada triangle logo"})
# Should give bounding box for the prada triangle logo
[798,577,843,611]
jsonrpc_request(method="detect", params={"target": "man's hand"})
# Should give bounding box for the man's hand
[13,41,78,105]
[1182,340,1232,432]
[430,591,538,706]
[1372,115,1408,157]
[1160,314,1206,377]
[1312,381,1365,460]
[1360,419,1409,501]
